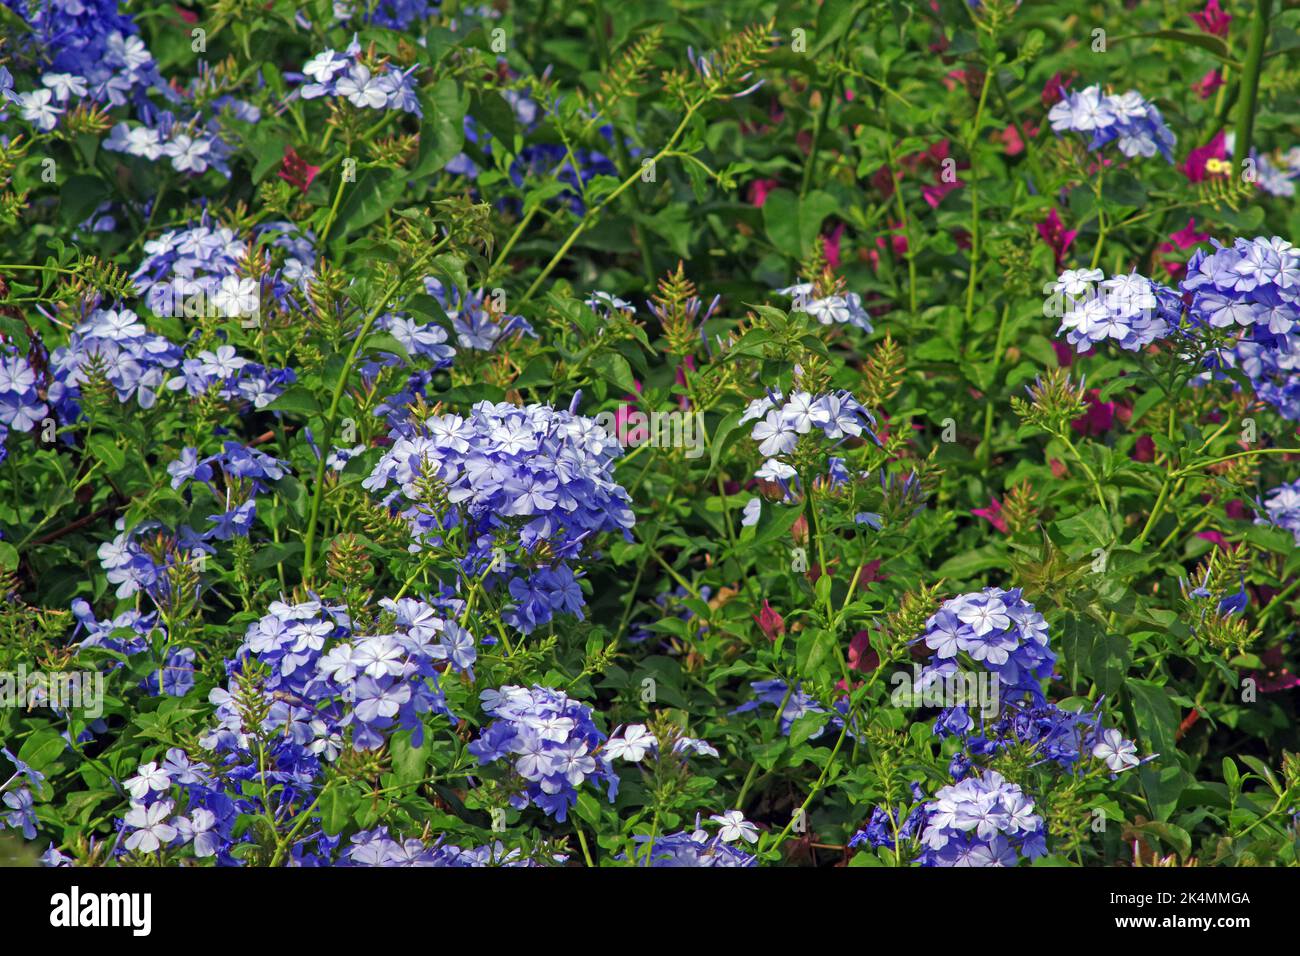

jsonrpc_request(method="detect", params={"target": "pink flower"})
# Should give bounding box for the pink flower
[278,146,320,194]
[1041,72,1072,107]
[1191,0,1231,38]
[1052,340,1075,368]
[848,630,879,673]
[1193,68,1224,100]
[753,600,785,642]
[1036,208,1077,268]
[1131,434,1156,462]
[972,497,1009,534]
[1246,646,1300,693]
[922,179,962,208]
[822,223,844,269]
[673,356,695,410]
[1182,131,1227,183]
[615,384,647,443]
[747,178,779,207]
[866,224,908,272]
[997,122,1037,156]
[1072,390,1118,437]
[1196,530,1230,550]
[1158,218,1209,277]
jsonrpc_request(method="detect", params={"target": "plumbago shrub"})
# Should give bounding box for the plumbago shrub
[3,0,1300,871]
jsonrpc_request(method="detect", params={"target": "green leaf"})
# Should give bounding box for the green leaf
[1139,764,1189,823]
[390,731,430,787]
[707,409,744,478]
[18,730,66,772]
[1115,30,1235,66]
[267,387,322,417]
[364,332,411,359]
[1128,679,1179,759]
[590,352,637,393]
[319,784,360,835]
[331,169,408,237]
[469,91,517,152]
[412,78,466,178]
[796,628,836,679]
[762,189,838,259]
[1052,505,1114,550]
[86,433,127,474]
[574,791,603,827]
[789,711,831,747]
[934,545,1007,581]
[1222,756,1240,796]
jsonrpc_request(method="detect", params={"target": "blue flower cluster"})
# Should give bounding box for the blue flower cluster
[0,353,48,461]
[849,781,928,852]
[1207,338,1300,422]
[132,218,315,323]
[335,0,438,30]
[917,770,1047,866]
[919,587,1056,702]
[3,0,251,177]
[425,278,536,352]
[2,0,166,127]
[448,87,540,181]
[1182,236,1300,345]
[1225,134,1300,199]
[635,819,759,867]
[1053,267,1179,354]
[937,698,1139,774]
[342,829,556,866]
[364,397,635,633]
[740,389,879,485]
[96,518,211,600]
[732,679,851,741]
[1257,478,1300,545]
[776,281,874,332]
[297,37,421,115]
[103,105,243,179]
[467,684,619,821]
[0,748,46,841]
[222,597,468,752]
[1047,85,1176,162]
[510,142,619,217]
[106,595,474,864]
[166,442,289,541]
[45,307,183,418]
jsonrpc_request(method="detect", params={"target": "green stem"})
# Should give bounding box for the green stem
[518,105,701,306]
[978,302,1012,469]
[764,719,850,856]
[1232,0,1273,164]
[301,270,419,585]
[961,67,993,339]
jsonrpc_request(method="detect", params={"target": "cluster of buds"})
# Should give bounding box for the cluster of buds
[1000,481,1041,535]
[861,334,905,409]
[648,262,719,358]
[1012,367,1090,435]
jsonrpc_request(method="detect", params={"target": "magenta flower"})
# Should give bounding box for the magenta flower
[1193,68,1224,100]
[1190,0,1231,38]
[1036,209,1077,268]
[753,600,785,641]
[1181,131,1227,183]
[972,497,1009,534]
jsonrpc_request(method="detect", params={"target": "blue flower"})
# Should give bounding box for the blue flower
[1047,85,1175,162]
[917,770,1046,866]
[468,685,619,821]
